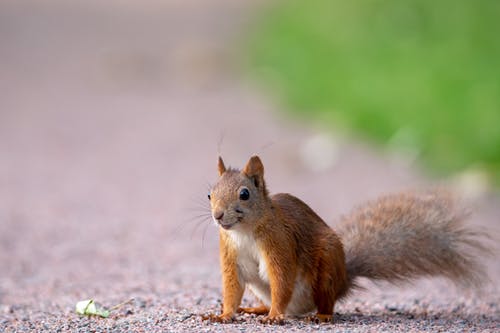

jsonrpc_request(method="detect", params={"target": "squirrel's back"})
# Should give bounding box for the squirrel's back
[338,190,492,289]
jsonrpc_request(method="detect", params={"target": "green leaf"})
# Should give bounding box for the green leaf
[75,298,134,318]
[75,299,96,315]
[75,299,110,318]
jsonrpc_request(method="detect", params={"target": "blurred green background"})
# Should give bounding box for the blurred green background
[247,0,500,185]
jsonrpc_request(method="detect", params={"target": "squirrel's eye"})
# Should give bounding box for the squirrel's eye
[239,188,250,201]
[208,193,211,200]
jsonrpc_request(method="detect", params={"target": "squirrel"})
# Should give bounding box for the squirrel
[203,155,492,324]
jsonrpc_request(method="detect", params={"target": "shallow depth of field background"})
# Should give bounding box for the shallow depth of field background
[0,1,499,332]
[247,0,500,186]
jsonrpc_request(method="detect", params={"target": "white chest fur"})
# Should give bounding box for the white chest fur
[227,231,271,305]
[226,230,315,315]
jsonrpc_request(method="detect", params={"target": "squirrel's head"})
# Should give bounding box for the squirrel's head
[209,155,270,231]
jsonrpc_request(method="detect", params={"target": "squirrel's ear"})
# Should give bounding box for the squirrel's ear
[242,155,264,187]
[218,156,226,176]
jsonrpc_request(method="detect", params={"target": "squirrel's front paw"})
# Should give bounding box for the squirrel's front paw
[201,313,234,323]
[260,313,285,325]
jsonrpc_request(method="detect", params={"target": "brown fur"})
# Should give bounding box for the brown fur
[268,194,348,317]
[338,189,492,288]
[218,231,244,319]
[204,156,492,324]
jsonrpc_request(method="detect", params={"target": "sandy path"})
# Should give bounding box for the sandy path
[0,1,498,331]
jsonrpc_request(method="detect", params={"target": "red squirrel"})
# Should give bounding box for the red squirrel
[203,155,491,324]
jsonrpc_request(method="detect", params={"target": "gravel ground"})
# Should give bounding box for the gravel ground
[0,1,499,332]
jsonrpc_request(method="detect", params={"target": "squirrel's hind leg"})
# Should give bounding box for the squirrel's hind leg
[309,297,335,323]
[238,304,270,315]
[309,233,347,323]
[307,313,334,323]
[309,291,335,323]
[308,279,336,323]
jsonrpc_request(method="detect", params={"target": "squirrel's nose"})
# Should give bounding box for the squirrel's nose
[214,211,224,221]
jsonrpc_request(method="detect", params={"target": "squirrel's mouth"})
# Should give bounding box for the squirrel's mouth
[216,215,243,230]
[219,221,236,230]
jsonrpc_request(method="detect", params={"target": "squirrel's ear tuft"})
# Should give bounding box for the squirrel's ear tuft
[218,156,226,176]
[242,155,264,187]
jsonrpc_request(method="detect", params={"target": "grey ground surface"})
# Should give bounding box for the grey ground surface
[1,1,499,332]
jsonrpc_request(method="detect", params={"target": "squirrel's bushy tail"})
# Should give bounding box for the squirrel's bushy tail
[338,190,492,289]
